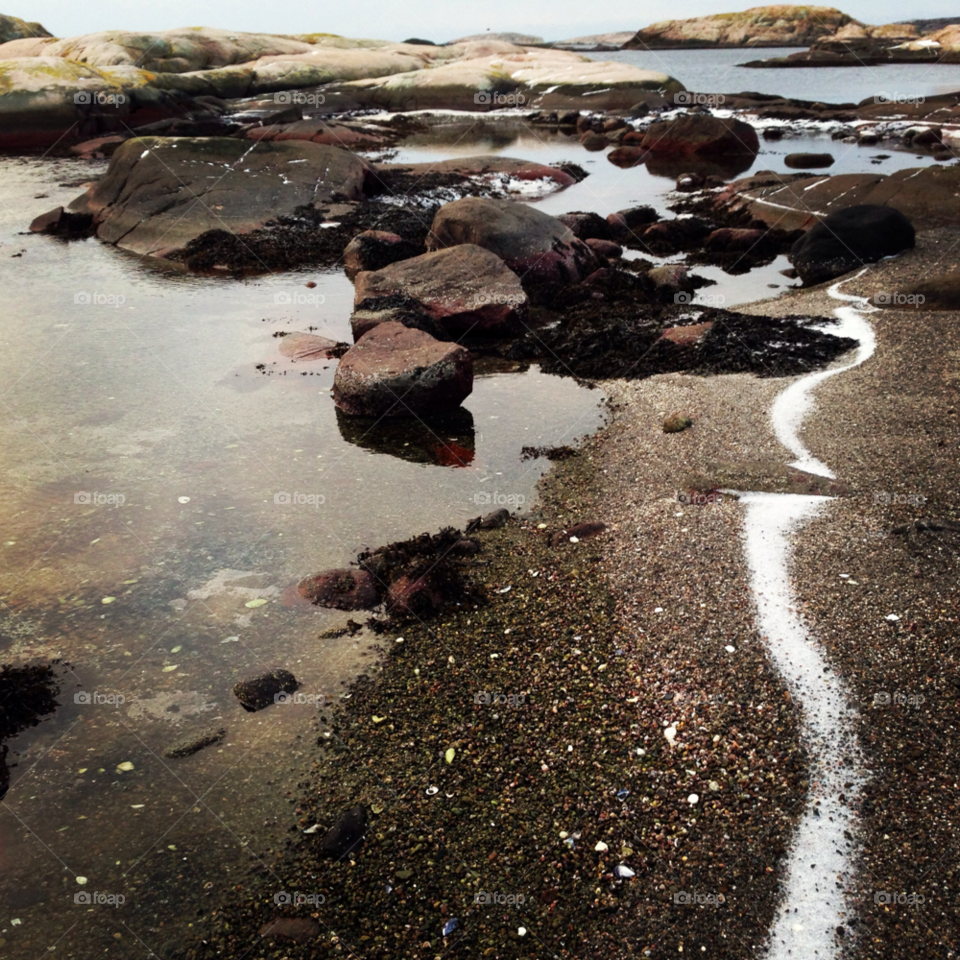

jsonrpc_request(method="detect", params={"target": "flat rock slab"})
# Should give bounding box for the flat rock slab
[66,136,373,259]
[378,155,578,193]
[333,321,473,418]
[354,244,527,337]
[278,333,343,361]
[259,918,322,943]
[426,197,597,284]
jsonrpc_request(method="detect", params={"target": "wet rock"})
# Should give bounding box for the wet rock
[320,806,368,859]
[333,322,473,418]
[663,413,694,433]
[350,294,447,342]
[479,508,511,529]
[164,727,226,759]
[297,569,380,610]
[66,137,374,259]
[580,132,609,151]
[557,211,613,241]
[343,230,419,281]
[426,197,598,284]
[640,115,760,158]
[29,206,94,236]
[259,918,322,942]
[387,574,444,616]
[232,670,298,712]
[67,135,127,159]
[585,238,623,260]
[790,204,915,286]
[640,217,711,254]
[705,227,767,252]
[912,127,943,147]
[548,521,606,546]
[354,245,527,338]
[659,322,714,346]
[762,127,785,140]
[648,264,692,292]
[607,146,650,168]
[784,152,835,169]
[278,333,344,361]
[676,172,705,191]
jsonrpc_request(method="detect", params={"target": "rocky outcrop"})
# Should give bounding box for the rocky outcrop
[790,204,915,286]
[354,245,528,338]
[426,197,598,284]
[626,5,856,49]
[711,166,960,232]
[61,137,373,259]
[0,13,51,43]
[333,322,473,418]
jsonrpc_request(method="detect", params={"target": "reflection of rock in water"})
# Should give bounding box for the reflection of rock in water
[336,407,475,467]
[0,662,61,800]
[127,690,219,723]
[645,154,755,181]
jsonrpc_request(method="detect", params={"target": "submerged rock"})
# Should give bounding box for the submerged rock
[233,670,299,712]
[164,727,226,759]
[320,806,368,859]
[333,322,473,418]
[790,204,916,286]
[785,152,835,169]
[278,333,343,361]
[297,569,380,609]
[259,918,322,942]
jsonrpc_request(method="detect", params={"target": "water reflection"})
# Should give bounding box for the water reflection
[336,407,476,467]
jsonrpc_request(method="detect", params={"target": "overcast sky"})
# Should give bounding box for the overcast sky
[18,1,960,43]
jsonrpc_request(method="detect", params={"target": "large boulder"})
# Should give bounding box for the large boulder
[790,205,916,286]
[640,114,760,158]
[426,197,598,284]
[626,6,856,48]
[354,245,528,337]
[63,137,373,259]
[333,322,473,418]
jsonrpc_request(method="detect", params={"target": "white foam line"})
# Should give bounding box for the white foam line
[741,492,863,960]
[771,274,876,478]
[742,273,873,960]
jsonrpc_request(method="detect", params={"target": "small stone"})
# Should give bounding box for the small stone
[663,414,693,434]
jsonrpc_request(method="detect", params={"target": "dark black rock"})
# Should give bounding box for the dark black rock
[320,806,368,859]
[791,204,916,286]
[232,670,298,712]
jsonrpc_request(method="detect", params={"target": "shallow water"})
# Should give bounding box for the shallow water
[0,156,604,956]
[592,47,960,105]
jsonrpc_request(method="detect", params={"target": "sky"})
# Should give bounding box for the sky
[15,1,960,43]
